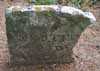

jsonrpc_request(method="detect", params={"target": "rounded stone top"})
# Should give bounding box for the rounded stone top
[6,5,96,23]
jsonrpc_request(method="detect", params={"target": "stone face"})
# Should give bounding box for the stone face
[6,11,90,66]
[73,23,100,71]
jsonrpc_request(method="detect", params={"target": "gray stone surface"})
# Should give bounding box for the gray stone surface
[6,11,91,66]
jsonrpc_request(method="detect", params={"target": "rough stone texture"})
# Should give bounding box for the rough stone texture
[73,23,100,71]
[0,1,10,71]
[6,11,91,67]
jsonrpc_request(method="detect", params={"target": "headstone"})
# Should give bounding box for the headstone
[6,10,91,66]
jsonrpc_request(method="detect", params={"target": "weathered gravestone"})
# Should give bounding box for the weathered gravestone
[6,10,91,66]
